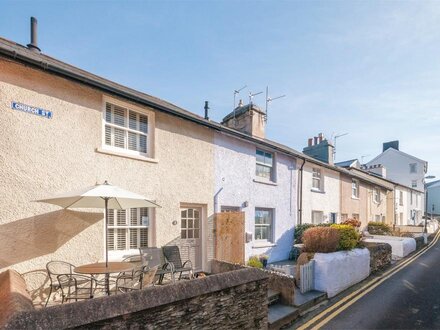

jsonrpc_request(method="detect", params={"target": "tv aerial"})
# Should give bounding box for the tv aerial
[265,86,286,122]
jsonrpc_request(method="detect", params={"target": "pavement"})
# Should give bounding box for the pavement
[293,231,440,330]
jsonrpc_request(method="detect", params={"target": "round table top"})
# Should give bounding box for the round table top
[74,262,135,275]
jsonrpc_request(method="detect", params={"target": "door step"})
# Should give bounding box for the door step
[268,289,281,305]
[294,290,327,310]
[268,303,299,330]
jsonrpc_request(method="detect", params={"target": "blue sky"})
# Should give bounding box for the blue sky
[1,1,440,179]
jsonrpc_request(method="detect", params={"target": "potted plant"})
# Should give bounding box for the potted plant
[259,254,269,268]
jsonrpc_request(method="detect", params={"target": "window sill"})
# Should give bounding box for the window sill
[253,178,277,186]
[311,189,325,194]
[252,242,276,249]
[351,196,360,200]
[96,148,158,163]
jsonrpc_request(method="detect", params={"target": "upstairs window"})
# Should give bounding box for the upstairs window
[256,149,274,180]
[412,180,417,188]
[399,191,403,206]
[373,188,380,203]
[352,179,359,198]
[410,163,417,173]
[312,168,323,191]
[104,102,149,155]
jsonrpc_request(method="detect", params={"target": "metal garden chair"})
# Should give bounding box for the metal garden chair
[139,247,174,284]
[45,261,93,306]
[162,246,194,281]
[57,273,95,303]
[117,266,158,293]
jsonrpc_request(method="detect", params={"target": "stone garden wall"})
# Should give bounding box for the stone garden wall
[363,242,392,273]
[211,259,296,305]
[3,267,268,329]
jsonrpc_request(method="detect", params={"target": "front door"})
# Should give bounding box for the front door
[180,207,202,270]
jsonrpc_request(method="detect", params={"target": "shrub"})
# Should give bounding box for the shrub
[368,222,392,235]
[331,224,360,250]
[294,223,315,243]
[341,218,361,228]
[247,256,263,268]
[302,227,340,253]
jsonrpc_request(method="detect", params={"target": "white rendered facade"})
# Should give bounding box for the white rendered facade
[214,132,296,263]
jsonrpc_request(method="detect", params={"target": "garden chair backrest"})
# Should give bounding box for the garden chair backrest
[46,261,75,284]
[162,246,183,269]
[139,248,164,268]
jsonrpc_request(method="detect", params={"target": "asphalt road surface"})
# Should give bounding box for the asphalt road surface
[311,235,440,329]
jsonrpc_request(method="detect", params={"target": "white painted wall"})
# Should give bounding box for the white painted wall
[301,162,340,224]
[368,148,427,224]
[395,186,423,225]
[214,132,296,263]
[367,148,427,191]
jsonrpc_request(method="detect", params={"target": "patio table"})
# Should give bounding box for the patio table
[74,262,134,296]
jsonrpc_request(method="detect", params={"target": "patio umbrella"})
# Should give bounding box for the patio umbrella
[37,181,161,266]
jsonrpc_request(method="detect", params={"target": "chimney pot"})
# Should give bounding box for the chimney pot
[308,138,313,147]
[314,136,318,145]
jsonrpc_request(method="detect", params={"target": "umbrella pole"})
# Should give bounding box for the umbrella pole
[105,198,109,267]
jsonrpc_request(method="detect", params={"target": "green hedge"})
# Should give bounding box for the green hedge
[331,224,360,250]
[368,221,392,235]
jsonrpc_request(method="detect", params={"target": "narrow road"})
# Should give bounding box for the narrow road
[300,234,440,329]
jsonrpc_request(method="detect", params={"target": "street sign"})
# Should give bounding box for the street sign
[11,101,53,119]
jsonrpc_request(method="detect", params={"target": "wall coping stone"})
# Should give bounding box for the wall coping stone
[4,267,268,329]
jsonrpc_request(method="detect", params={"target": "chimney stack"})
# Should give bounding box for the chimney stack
[303,133,334,165]
[27,17,41,53]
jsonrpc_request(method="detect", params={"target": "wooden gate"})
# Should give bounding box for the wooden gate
[215,212,245,264]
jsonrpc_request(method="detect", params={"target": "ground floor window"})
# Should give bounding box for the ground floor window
[255,208,273,241]
[312,210,324,224]
[352,213,360,221]
[341,213,348,222]
[400,212,404,225]
[108,208,149,251]
[375,215,381,222]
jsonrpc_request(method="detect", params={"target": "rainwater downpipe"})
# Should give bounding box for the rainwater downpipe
[298,158,306,225]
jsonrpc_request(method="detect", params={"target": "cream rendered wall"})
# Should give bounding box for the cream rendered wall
[301,163,340,224]
[0,59,214,282]
[214,132,296,263]
[366,186,389,223]
[340,174,368,228]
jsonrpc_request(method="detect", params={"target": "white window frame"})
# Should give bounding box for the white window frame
[399,191,404,206]
[255,149,275,181]
[312,168,323,191]
[411,180,417,188]
[107,208,150,254]
[102,96,155,159]
[254,208,274,242]
[352,179,359,198]
[373,188,380,203]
